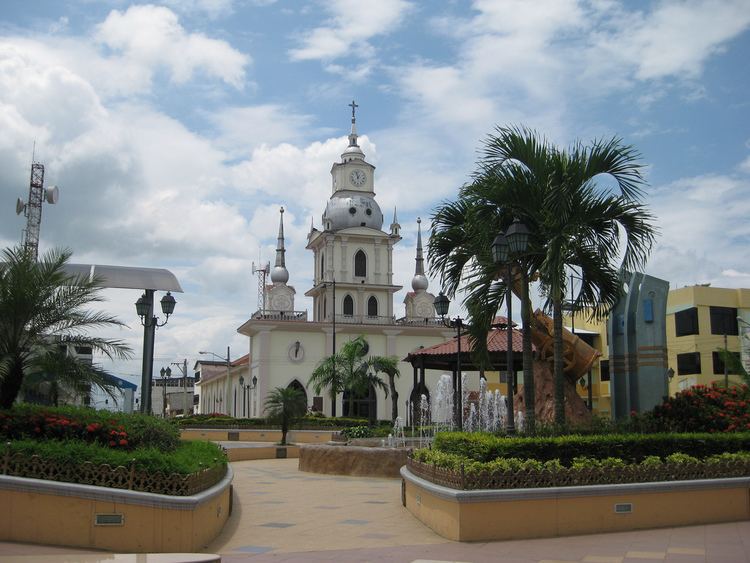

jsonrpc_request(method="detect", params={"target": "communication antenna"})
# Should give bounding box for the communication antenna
[252,254,270,313]
[16,155,60,260]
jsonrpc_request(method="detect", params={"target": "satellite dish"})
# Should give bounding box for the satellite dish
[15,197,25,215]
[45,185,59,205]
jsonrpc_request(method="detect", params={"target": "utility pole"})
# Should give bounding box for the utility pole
[170,359,190,415]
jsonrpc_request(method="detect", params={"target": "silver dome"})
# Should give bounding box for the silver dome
[412,274,429,291]
[323,195,383,231]
[271,265,289,283]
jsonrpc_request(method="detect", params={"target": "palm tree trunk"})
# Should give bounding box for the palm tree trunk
[389,376,398,422]
[521,268,535,432]
[331,390,337,417]
[0,357,24,409]
[553,295,565,426]
[281,417,288,445]
[368,386,376,426]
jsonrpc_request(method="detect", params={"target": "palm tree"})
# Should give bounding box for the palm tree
[264,386,307,445]
[371,356,400,422]
[0,246,132,409]
[429,126,656,426]
[308,335,395,423]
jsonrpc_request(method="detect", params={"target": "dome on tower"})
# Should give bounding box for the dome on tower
[323,195,383,231]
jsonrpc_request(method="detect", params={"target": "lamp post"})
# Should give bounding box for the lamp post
[562,273,593,410]
[135,290,176,415]
[492,218,530,434]
[200,347,231,416]
[169,359,190,416]
[159,366,172,417]
[322,279,337,417]
[434,291,464,430]
[239,375,258,418]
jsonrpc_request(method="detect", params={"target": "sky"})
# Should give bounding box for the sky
[1,0,749,392]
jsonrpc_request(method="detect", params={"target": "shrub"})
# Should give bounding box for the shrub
[6,438,225,474]
[341,425,373,439]
[432,431,750,464]
[651,384,750,432]
[0,404,180,452]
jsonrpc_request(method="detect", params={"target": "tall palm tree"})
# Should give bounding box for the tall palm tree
[264,386,307,445]
[429,126,656,426]
[308,335,395,423]
[0,246,132,409]
[371,356,400,422]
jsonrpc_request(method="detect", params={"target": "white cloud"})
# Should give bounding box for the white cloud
[95,5,249,89]
[740,155,750,173]
[209,105,314,157]
[289,0,411,62]
[647,173,750,288]
[162,0,237,19]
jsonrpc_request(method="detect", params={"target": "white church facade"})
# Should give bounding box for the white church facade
[200,106,455,421]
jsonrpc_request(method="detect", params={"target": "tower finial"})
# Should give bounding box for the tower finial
[348,99,359,147]
[411,217,428,291]
[270,206,289,284]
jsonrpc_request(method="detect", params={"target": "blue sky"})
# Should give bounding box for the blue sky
[1,0,749,385]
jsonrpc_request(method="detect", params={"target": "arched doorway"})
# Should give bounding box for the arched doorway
[342,385,376,421]
[287,379,308,406]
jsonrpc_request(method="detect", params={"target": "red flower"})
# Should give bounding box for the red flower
[109,440,116,447]
[119,439,128,446]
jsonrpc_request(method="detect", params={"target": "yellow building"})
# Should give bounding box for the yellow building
[567,285,750,417]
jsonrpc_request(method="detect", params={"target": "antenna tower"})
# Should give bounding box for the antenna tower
[16,159,59,261]
[252,260,270,312]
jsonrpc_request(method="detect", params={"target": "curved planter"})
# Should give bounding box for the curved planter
[299,444,408,478]
[401,466,750,541]
[0,466,233,552]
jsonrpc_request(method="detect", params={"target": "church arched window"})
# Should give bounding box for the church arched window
[367,296,378,317]
[354,250,366,277]
[320,253,325,279]
[343,295,354,316]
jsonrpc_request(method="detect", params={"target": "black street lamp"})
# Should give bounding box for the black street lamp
[492,218,530,434]
[135,290,176,415]
[239,375,258,418]
[159,366,172,417]
[434,291,465,430]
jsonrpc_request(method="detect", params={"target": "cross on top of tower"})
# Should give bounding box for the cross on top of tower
[349,99,358,123]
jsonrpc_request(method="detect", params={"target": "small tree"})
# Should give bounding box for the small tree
[264,386,307,445]
[371,356,400,422]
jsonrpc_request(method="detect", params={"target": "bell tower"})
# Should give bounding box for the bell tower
[306,102,402,323]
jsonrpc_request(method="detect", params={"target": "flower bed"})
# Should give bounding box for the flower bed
[651,383,750,432]
[408,449,750,490]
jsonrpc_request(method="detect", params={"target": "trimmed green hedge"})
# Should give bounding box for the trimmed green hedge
[432,431,750,464]
[177,414,393,430]
[6,438,226,474]
[413,448,750,474]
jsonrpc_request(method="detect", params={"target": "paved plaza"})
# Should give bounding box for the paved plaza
[1,458,749,562]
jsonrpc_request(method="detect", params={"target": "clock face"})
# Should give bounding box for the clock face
[288,341,304,362]
[350,169,367,187]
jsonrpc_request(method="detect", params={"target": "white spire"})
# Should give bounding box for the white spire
[411,217,428,291]
[390,206,401,237]
[342,99,365,161]
[270,207,289,284]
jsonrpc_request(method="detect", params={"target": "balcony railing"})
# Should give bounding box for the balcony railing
[251,310,308,321]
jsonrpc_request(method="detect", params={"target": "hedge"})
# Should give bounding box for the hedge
[177,415,393,430]
[432,431,750,464]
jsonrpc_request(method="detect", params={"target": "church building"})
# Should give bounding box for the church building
[232,106,454,421]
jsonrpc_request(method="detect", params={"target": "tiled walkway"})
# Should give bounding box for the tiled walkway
[2,457,749,562]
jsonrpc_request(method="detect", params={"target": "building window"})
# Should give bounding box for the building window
[677,352,701,375]
[709,306,738,335]
[600,360,610,382]
[675,307,699,337]
[367,296,378,317]
[354,250,366,277]
[320,253,325,279]
[712,351,742,375]
[343,295,354,316]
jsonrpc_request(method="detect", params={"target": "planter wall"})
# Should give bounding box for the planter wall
[0,466,233,552]
[299,444,408,478]
[402,466,750,542]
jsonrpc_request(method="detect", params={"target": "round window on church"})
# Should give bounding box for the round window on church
[366,208,372,216]
[349,207,356,215]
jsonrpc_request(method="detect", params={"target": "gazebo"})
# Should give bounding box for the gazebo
[403,318,528,414]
